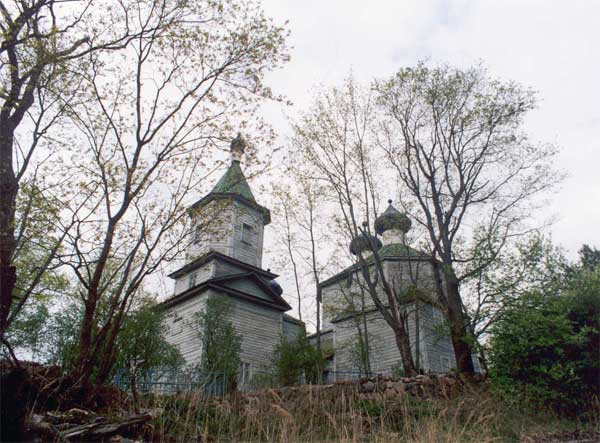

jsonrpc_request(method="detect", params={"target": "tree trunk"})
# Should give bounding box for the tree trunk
[75,296,100,389]
[444,268,475,374]
[315,285,322,383]
[0,126,18,341]
[392,322,417,377]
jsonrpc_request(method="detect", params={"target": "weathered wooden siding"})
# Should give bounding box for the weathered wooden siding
[333,307,417,374]
[163,289,286,374]
[332,301,458,374]
[214,259,247,277]
[230,201,264,267]
[226,295,282,373]
[282,316,304,341]
[321,260,438,331]
[222,279,272,301]
[322,258,468,374]
[187,201,235,261]
[173,262,214,295]
[162,292,209,365]
[419,304,456,373]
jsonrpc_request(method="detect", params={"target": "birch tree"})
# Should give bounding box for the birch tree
[374,63,560,373]
[291,77,419,376]
[46,0,289,389]
[0,0,186,342]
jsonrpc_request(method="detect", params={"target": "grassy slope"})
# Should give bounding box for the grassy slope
[140,382,598,442]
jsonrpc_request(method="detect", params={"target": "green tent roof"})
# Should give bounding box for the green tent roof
[320,242,432,287]
[211,160,256,203]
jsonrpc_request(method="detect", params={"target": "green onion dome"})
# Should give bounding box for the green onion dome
[349,233,382,256]
[374,200,411,235]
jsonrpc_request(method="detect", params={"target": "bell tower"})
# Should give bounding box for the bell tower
[187,134,270,268]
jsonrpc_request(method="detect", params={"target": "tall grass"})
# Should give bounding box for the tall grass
[138,382,597,443]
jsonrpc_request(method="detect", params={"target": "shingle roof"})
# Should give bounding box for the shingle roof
[211,160,256,203]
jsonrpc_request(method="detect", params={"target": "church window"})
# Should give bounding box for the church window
[188,272,197,289]
[440,356,452,373]
[241,223,254,244]
[193,224,201,244]
[239,361,251,386]
[345,272,353,288]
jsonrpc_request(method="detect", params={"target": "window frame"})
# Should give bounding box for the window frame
[239,361,251,385]
[172,315,183,335]
[188,272,197,289]
[193,224,201,244]
[241,223,255,245]
[432,307,445,324]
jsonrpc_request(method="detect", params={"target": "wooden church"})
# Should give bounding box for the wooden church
[161,135,303,386]
[161,134,479,386]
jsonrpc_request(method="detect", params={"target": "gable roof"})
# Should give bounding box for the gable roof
[320,243,433,288]
[210,272,291,310]
[161,271,291,312]
[168,250,277,280]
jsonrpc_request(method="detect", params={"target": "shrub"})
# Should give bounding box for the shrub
[193,297,242,384]
[273,332,323,386]
[489,266,600,414]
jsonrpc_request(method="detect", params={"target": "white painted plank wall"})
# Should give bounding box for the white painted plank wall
[173,263,214,295]
[231,202,264,267]
[227,296,282,373]
[162,294,208,366]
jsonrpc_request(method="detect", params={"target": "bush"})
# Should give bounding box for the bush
[489,266,600,414]
[273,332,323,386]
[193,297,242,383]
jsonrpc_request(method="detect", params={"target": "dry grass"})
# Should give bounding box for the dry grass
[138,382,598,443]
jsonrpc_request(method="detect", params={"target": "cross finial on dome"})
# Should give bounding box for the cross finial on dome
[231,132,246,162]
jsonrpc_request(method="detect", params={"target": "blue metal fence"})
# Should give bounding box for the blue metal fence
[113,368,388,396]
[113,367,227,396]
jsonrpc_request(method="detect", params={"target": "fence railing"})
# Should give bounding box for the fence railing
[113,368,227,396]
[113,368,389,396]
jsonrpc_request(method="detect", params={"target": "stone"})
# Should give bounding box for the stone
[361,381,375,393]
[393,382,406,394]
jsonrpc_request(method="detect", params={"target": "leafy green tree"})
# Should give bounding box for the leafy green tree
[489,246,600,413]
[42,302,82,370]
[114,300,183,375]
[1,181,72,361]
[463,235,568,367]
[194,297,242,381]
[273,332,323,386]
[114,299,183,411]
[0,0,177,343]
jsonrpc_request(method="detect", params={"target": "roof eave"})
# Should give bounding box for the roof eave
[319,255,435,288]
[189,193,271,224]
[168,250,278,280]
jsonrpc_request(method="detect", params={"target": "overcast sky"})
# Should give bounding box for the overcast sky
[258,0,599,261]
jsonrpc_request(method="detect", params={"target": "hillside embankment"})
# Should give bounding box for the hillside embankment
[1,362,597,442]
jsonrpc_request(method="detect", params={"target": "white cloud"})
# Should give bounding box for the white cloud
[261,0,600,260]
